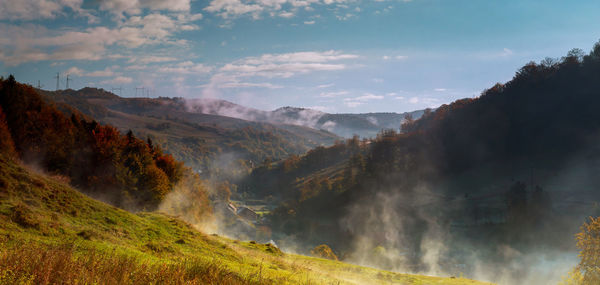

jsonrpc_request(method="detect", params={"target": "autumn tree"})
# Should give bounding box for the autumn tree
[0,76,203,214]
[565,217,600,284]
[0,106,15,157]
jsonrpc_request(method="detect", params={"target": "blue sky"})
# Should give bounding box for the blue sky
[1,0,600,113]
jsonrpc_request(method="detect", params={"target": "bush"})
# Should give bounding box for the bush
[310,244,338,261]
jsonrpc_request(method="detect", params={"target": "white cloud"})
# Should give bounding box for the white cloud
[335,13,355,21]
[97,0,191,16]
[501,48,514,57]
[304,20,315,24]
[383,55,407,60]
[157,61,213,74]
[477,48,515,59]
[220,50,357,78]
[343,92,384,107]
[353,93,384,101]
[316,83,334,88]
[0,0,192,21]
[87,68,115,77]
[0,0,93,21]
[319,91,348,97]
[205,0,349,19]
[220,82,282,89]
[0,11,198,65]
[405,96,439,105]
[127,55,178,64]
[344,101,363,108]
[102,76,133,84]
[65,66,84,76]
[0,0,63,20]
[434,88,446,92]
[200,50,358,95]
[204,0,264,19]
[279,11,294,18]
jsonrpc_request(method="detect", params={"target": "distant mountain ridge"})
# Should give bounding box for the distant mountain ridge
[38,89,340,180]
[184,98,426,138]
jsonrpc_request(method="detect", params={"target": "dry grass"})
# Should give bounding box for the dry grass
[0,156,492,285]
[0,245,257,285]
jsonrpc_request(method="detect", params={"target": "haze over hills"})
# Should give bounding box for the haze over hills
[185,98,425,138]
[38,88,342,178]
[39,87,425,179]
[239,43,600,284]
[0,76,495,284]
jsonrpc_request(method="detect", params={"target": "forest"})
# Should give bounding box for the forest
[0,76,211,218]
[236,41,600,283]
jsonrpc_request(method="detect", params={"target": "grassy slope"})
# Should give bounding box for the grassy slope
[0,155,490,285]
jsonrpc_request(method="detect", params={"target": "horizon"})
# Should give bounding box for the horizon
[42,84,429,114]
[1,0,600,113]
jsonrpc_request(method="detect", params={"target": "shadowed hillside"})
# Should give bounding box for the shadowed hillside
[239,42,600,284]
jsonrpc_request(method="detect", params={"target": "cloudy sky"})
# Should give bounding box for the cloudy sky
[1,0,600,113]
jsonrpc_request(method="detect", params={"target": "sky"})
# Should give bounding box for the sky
[1,0,600,113]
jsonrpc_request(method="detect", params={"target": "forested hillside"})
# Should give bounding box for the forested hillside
[0,76,211,220]
[40,89,340,181]
[240,42,600,284]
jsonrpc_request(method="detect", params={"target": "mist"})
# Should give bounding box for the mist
[183,98,326,129]
[340,185,579,284]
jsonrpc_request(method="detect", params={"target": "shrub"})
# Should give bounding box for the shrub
[311,244,338,261]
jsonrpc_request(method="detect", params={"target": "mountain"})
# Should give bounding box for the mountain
[39,89,340,180]
[238,44,600,284]
[273,107,426,138]
[184,98,425,138]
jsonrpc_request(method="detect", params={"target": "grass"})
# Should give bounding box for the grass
[0,155,492,285]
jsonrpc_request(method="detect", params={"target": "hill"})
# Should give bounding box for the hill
[238,44,600,284]
[185,98,425,138]
[0,76,205,212]
[0,154,490,285]
[39,89,341,180]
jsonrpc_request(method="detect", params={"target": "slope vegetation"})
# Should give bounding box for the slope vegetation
[240,44,600,284]
[0,155,490,285]
[40,89,340,179]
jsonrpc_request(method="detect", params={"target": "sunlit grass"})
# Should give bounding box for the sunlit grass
[0,155,492,284]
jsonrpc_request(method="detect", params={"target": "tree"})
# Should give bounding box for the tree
[568,217,600,284]
[216,181,232,202]
[0,106,15,157]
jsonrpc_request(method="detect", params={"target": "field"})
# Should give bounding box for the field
[0,155,492,284]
